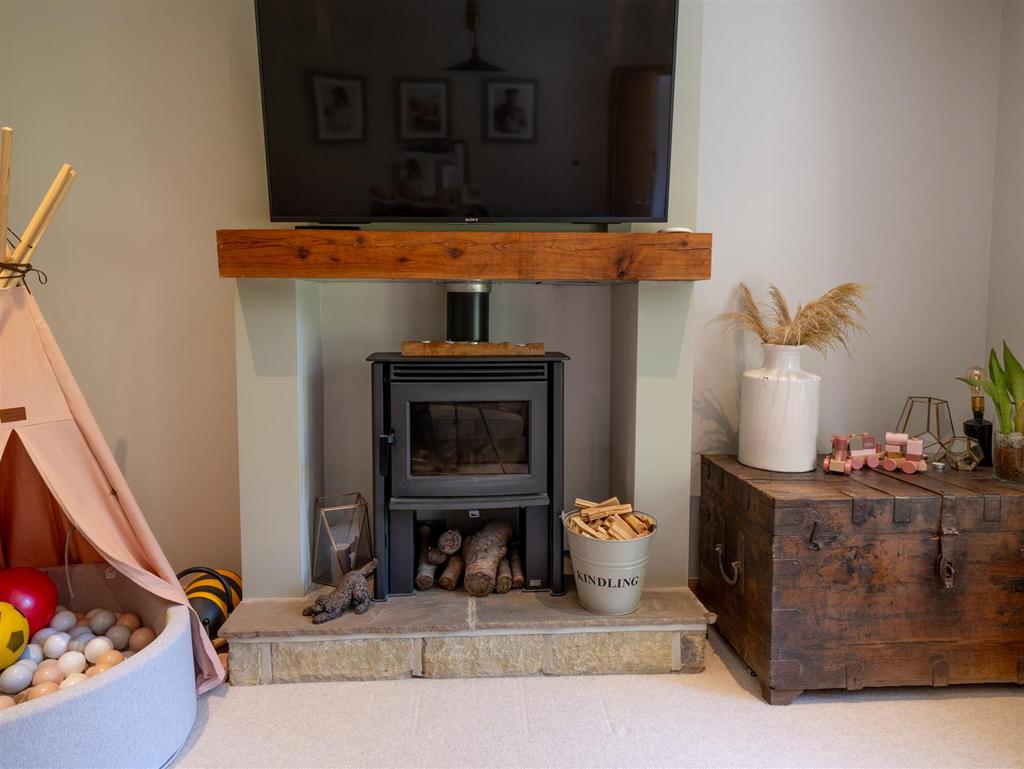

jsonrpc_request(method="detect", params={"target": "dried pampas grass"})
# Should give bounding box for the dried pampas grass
[716,282,870,357]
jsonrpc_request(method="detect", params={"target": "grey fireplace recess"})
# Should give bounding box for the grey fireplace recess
[369,352,567,600]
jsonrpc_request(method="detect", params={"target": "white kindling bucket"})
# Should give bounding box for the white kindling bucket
[563,513,657,615]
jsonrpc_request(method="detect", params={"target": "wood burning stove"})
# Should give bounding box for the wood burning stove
[369,353,567,599]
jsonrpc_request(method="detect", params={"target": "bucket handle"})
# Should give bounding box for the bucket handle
[715,543,742,586]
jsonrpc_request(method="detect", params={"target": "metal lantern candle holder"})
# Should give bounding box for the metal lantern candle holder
[312,493,373,587]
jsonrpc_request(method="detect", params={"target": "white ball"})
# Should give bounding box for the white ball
[83,636,114,664]
[104,624,131,651]
[18,643,43,665]
[69,633,96,653]
[68,625,93,639]
[43,632,71,660]
[48,610,77,632]
[54,605,67,615]
[16,659,38,673]
[31,627,58,646]
[59,673,87,689]
[89,609,116,635]
[0,663,33,695]
[56,651,87,677]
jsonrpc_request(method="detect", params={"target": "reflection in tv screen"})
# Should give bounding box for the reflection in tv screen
[256,0,679,223]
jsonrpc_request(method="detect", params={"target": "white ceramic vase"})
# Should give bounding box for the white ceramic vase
[738,344,820,472]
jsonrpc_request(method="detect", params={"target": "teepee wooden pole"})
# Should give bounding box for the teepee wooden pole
[0,128,12,255]
[2,162,76,287]
[0,128,13,283]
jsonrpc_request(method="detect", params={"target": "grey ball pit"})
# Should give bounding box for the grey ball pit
[0,565,198,769]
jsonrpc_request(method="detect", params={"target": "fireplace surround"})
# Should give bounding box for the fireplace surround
[370,352,567,599]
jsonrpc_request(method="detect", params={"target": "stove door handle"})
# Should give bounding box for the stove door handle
[378,430,395,476]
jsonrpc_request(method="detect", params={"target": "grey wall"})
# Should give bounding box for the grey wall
[691,1,1005,543]
[987,0,1024,356]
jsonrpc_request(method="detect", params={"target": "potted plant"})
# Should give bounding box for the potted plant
[958,343,1024,483]
[717,283,869,472]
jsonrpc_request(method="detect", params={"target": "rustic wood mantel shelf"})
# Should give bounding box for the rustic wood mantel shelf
[216,229,712,282]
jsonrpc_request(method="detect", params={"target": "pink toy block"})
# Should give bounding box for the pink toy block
[885,432,909,446]
[905,438,924,461]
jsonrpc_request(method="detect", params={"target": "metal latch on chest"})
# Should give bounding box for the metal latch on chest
[937,501,958,590]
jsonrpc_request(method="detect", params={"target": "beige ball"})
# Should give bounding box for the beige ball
[84,636,114,664]
[97,650,124,667]
[115,613,141,632]
[128,628,156,653]
[85,663,112,678]
[26,681,59,700]
[59,673,87,689]
[0,695,16,709]
[31,666,63,687]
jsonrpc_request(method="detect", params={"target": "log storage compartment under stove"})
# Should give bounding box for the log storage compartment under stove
[370,353,567,600]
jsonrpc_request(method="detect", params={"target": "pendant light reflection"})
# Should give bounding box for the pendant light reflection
[446,0,505,72]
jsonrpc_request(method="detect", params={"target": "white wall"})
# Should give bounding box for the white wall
[0,0,266,573]
[987,0,1024,356]
[690,1,1005,565]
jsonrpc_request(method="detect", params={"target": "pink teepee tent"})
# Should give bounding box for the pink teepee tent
[0,127,221,693]
[0,285,223,693]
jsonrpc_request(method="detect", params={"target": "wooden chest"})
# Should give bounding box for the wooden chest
[696,454,1024,704]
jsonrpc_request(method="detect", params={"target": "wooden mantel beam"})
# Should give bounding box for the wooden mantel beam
[216,229,711,282]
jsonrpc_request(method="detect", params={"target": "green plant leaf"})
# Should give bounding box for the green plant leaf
[990,348,1007,394]
[1002,341,1024,408]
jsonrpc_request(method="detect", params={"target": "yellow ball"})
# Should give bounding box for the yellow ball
[0,601,30,669]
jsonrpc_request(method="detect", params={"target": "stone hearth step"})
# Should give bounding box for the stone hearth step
[221,587,714,685]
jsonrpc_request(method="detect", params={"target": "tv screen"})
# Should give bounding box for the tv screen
[255,0,678,223]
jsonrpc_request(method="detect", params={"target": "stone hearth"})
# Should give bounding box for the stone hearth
[222,587,713,685]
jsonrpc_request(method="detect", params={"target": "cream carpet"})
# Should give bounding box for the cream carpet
[173,631,1024,768]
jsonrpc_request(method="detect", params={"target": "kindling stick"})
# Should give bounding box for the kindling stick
[2,163,76,287]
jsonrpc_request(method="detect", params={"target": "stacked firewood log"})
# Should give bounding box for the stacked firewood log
[564,497,655,540]
[415,522,525,596]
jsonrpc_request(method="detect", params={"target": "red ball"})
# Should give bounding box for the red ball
[0,568,58,636]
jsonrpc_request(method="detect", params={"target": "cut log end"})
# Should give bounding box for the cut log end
[462,520,512,597]
[438,528,463,555]
[495,557,512,593]
[438,554,464,591]
[509,549,525,590]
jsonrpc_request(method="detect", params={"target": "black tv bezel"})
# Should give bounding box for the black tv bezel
[254,0,680,225]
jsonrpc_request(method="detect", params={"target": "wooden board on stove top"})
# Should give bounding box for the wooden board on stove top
[401,340,545,357]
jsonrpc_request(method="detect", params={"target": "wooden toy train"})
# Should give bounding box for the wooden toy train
[823,432,928,475]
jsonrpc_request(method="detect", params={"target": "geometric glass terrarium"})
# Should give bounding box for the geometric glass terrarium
[942,435,984,471]
[895,396,956,462]
[311,493,373,587]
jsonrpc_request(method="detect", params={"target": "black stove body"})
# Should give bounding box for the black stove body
[369,353,567,599]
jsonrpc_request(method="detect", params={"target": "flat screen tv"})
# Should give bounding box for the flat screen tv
[255,0,679,223]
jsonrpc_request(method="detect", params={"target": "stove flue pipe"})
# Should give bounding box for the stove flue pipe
[445,281,491,342]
